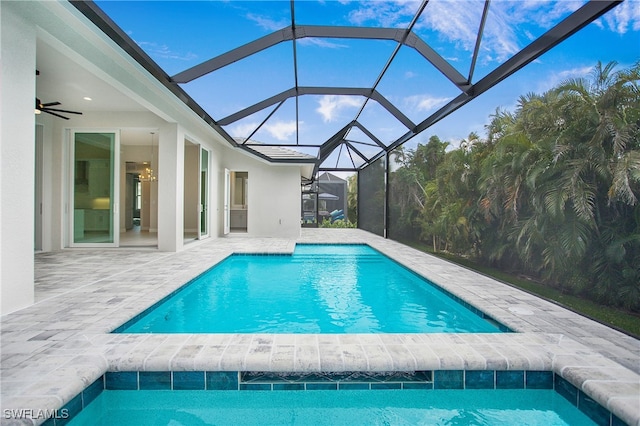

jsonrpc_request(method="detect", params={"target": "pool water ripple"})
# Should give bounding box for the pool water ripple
[120,245,501,334]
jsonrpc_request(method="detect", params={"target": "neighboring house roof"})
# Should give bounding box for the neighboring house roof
[234,138,316,182]
[318,172,347,183]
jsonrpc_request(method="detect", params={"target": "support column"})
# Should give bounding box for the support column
[157,124,184,252]
[0,3,36,314]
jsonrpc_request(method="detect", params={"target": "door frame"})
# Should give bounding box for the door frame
[68,129,120,247]
[198,146,210,239]
[223,168,230,235]
[35,124,44,251]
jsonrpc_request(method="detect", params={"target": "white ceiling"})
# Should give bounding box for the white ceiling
[35,38,155,145]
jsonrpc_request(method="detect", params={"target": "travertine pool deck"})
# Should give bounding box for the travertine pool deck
[1,229,638,425]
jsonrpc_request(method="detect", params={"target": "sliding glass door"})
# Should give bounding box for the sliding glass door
[70,131,119,246]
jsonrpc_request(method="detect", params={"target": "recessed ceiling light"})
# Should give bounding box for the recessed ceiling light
[83,97,92,101]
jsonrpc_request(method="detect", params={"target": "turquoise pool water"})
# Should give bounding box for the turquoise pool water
[68,389,596,425]
[120,244,502,333]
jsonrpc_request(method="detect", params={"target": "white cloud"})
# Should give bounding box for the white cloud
[245,13,289,31]
[228,122,258,138]
[475,5,521,62]
[404,70,417,79]
[229,120,300,142]
[535,65,594,93]
[136,41,197,61]
[557,66,594,79]
[345,0,636,67]
[347,1,419,27]
[415,1,481,51]
[518,1,583,29]
[345,0,518,62]
[263,120,298,141]
[316,95,362,123]
[600,0,640,34]
[404,94,451,112]
[297,38,349,49]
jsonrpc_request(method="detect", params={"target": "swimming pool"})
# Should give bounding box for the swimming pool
[68,389,596,425]
[118,244,504,333]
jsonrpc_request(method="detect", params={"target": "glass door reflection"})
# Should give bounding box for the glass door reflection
[72,131,118,246]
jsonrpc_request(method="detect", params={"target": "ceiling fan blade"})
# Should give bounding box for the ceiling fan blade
[41,101,61,107]
[43,107,82,115]
[41,110,70,120]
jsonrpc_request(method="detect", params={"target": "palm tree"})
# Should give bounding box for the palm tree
[346,173,358,224]
[550,61,640,306]
[553,61,640,221]
[385,61,639,310]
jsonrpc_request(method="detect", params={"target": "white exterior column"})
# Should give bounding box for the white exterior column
[0,3,36,314]
[157,124,184,251]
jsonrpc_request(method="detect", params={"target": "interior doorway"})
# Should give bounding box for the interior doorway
[120,129,158,247]
[229,171,248,233]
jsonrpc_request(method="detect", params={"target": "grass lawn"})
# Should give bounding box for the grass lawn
[402,240,640,337]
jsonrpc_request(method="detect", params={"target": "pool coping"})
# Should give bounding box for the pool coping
[1,229,638,425]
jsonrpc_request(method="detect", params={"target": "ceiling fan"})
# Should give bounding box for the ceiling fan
[35,70,83,120]
[35,98,83,120]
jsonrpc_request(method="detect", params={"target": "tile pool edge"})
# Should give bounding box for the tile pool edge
[42,370,625,426]
[5,332,637,426]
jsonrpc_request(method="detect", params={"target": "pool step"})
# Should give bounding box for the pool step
[292,254,382,263]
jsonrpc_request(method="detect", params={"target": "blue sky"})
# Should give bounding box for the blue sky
[97,0,639,166]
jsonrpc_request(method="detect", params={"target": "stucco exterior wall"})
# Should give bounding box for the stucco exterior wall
[1,2,37,314]
[220,147,302,239]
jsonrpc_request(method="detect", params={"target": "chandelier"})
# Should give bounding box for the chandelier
[139,132,157,182]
